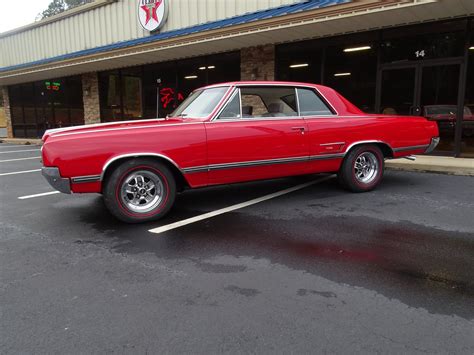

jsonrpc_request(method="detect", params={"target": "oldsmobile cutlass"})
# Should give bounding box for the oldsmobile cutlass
[41,81,439,223]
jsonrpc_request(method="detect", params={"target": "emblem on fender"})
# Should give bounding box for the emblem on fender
[138,0,169,32]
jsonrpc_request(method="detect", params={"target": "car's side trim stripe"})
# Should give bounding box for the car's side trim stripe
[71,175,102,183]
[182,154,344,174]
[393,144,429,152]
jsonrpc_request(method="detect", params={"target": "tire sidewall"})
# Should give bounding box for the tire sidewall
[343,145,384,192]
[104,159,176,223]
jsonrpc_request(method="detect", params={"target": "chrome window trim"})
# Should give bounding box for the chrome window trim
[214,88,241,121]
[296,87,337,117]
[210,86,239,121]
[210,83,338,122]
[207,116,304,123]
[295,88,301,116]
[100,153,183,181]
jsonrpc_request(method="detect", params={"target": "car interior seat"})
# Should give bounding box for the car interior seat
[263,103,286,117]
[242,105,254,118]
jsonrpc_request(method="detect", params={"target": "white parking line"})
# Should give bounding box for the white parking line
[149,175,333,235]
[0,149,41,154]
[0,169,41,176]
[18,191,61,200]
[0,145,37,149]
[0,156,41,163]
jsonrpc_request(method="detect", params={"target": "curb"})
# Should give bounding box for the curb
[0,138,42,145]
[386,157,474,177]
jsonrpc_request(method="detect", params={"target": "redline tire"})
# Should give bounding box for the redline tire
[103,158,176,223]
[338,145,384,193]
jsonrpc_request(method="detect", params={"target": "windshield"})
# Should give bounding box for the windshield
[171,87,229,118]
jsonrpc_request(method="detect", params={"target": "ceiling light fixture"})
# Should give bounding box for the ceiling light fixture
[289,63,309,68]
[207,66,215,69]
[469,46,474,50]
[198,67,206,70]
[185,75,198,79]
[334,72,351,77]
[343,46,371,52]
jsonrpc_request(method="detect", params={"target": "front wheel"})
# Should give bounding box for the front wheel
[338,145,384,193]
[103,158,176,223]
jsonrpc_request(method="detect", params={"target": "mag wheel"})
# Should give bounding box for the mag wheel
[103,158,176,223]
[338,145,384,193]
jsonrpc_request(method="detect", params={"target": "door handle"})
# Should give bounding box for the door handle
[291,126,306,135]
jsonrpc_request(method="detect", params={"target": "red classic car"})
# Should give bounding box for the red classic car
[41,81,439,223]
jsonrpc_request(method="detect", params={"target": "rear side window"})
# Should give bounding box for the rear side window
[297,88,333,116]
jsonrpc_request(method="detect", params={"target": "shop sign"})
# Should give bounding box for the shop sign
[138,0,169,32]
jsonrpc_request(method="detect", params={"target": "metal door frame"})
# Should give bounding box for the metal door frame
[376,57,465,156]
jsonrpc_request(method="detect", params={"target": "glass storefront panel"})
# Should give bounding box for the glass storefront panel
[381,20,467,63]
[420,64,460,153]
[276,41,322,83]
[325,43,377,113]
[9,76,84,137]
[100,51,240,121]
[380,68,416,115]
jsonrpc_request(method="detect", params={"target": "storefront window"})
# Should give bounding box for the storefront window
[381,21,467,64]
[324,42,377,113]
[276,41,322,83]
[100,51,240,121]
[9,76,84,138]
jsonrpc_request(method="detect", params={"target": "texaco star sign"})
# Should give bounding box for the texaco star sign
[138,0,169,32]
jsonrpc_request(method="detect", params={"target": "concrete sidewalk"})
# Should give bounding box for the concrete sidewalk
[386,156,474,176]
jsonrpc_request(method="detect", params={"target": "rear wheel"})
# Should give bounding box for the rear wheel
[103,158,176,223]
[338,145,384,192]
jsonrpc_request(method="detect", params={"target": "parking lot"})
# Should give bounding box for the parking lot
[1,142,474,354]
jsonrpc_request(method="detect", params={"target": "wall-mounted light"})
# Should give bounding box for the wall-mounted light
[185,75,198,80]
[334,72,351,77]
[343,46,371,52]
[289,63,309,68]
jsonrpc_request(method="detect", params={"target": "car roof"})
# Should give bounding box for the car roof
[202,81,323,89]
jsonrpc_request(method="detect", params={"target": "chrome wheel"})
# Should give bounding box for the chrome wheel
[354,152,379,184]
[120,170,164,213]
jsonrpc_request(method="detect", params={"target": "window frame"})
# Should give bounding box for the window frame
[211,84,338,122]
[295,87,336,117]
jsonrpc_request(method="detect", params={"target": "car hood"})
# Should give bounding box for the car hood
[42,118,188,141]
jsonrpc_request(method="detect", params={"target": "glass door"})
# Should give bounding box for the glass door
[379,67,416,115]
[420,64,460,153]
[378,60,463,155]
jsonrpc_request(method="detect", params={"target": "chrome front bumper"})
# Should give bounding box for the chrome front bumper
[425,137,440,154]
[41,167,71,194]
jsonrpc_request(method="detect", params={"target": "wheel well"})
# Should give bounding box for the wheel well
[347,142,394,159]
[101,156,190,192]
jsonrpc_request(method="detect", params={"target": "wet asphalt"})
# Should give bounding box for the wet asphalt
[0,142,473,354]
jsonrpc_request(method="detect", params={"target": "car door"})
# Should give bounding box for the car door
[205,86,310,185]
[297,87,350,173]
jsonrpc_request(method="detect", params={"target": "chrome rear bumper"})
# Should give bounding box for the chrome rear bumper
[41,167,71,194]
[425,137,440,154]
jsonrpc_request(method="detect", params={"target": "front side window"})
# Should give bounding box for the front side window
[219,92,241,119]
[172,86,229,118]
[297,88,333,116]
